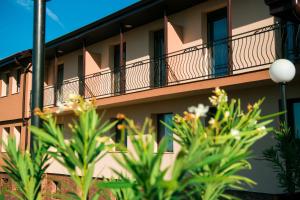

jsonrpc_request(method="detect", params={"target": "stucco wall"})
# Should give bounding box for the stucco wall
[45,79,300,194]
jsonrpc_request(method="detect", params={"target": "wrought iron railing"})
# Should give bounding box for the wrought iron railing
[44,22,300,107]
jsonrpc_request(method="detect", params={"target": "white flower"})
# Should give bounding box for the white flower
[56,101,65,114]
[68,93,78,100]
[188,104,209,117]
[230,129,241,140]
[224,111,230,119]
[257,126,266,132]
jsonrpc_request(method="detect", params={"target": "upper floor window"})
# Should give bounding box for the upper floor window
[207,8,228,77]
[1,73,9,97]
[12,69,21,94]
[157,113,173,152]
[283,21,300,61]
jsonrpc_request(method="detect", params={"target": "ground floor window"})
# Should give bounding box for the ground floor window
[1,127,10,152]
[113,118,127,150]
[288,99,300,139]
[157,113,173,152]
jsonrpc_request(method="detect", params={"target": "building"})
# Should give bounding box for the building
[0,0,299,198]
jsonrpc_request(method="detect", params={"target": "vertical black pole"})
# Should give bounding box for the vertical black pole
[31,0,46,150]
[280,83,288,125]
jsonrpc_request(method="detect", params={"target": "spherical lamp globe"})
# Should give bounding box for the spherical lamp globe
[269,59,296,83]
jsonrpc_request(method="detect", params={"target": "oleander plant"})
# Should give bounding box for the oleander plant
[1,88,275,200]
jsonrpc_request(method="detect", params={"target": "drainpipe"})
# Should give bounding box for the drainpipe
[227,0,233,74]
[163,9,169,85]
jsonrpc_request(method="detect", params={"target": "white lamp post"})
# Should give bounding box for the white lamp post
[269,59,296,124]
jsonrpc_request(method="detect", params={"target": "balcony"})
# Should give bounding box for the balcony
[43,22,300,107]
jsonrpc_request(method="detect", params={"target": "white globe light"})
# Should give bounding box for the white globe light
[269,59,296,83]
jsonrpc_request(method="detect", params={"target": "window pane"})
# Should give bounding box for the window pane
[293,102,300,138]
[1,127,10,152]
[114,119,127,148]
[14,126,21,149]
[157,113,173,152]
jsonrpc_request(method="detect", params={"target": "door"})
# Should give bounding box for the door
[208,8,228,77]
[153,29,166,87]
[78,55,84,96]
[113,43,126,94]
[56,64,64,102]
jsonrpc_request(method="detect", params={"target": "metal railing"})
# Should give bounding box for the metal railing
[44,22,300,107]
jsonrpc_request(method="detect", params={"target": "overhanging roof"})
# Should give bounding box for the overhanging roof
[1,0,208,65]
[45,0,207,58]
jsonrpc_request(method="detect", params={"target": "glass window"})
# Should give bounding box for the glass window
[284,21,300,61]
[1,73,9,96]
[12,69,21,94]
[1,127,10,152]
[16,69,21,93]
[157,113,173,152]
[288,99,300,139]
[14,126,21,149]
[113,118,127,149]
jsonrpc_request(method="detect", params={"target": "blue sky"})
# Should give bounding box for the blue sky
[0,0,138,59]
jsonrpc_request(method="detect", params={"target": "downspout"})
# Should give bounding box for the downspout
[22,63,32,151]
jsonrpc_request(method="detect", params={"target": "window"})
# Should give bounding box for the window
[284,21,300,61]
[56,64,64,102]
[287,99,300,139]
[12,69,21,94]
[113,118,127,149]
[14,126,21,150]
[113,43,126,94]
[207,8,228,77]
[152,29,166,87]
[205,107,217,126]
[1,127,10,152]
[1,73,9,97]
[16,69,21,93]
[157,113,173,152]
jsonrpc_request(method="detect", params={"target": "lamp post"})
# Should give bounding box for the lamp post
[31,0,47,150]
[269,59,296,124]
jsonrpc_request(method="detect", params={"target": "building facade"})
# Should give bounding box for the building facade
[0,0,300,197]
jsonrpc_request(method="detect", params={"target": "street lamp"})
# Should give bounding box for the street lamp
[269,59,296,124]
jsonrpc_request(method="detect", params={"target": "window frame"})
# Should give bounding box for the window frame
[156,113,174,152]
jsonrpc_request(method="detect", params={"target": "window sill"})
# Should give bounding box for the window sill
[0,95,8,98]
[11,92,20,95]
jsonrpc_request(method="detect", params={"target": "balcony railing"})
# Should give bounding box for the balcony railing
[44,22,300,107]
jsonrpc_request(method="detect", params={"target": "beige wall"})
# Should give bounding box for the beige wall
[0,69,27,121]
[43,0,276,102]
[45,79,300,194]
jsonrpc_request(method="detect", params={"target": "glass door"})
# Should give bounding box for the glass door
[208,8,228,77]
[56,64,64,102]
[113,43,126,94]
[153,29,166,87]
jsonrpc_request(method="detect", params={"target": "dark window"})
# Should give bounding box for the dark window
[113,118,127,149]
[157,113,173,152]
[113,43,126,94]
[283,21,300,61]
[16,69,21,93]
[205,107,217,126]
[287,99,300,139]
[56,64,64,102]
[207,8,228,77]
[153,29,166,87]
[78,55,84,96]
